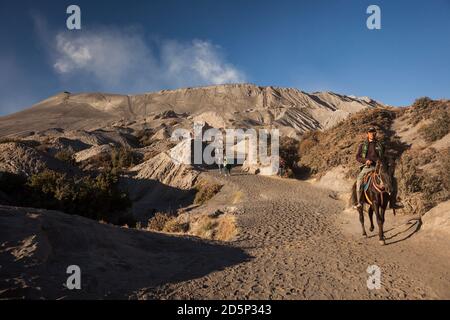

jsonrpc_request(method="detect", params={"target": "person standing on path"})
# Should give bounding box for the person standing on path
[223,157,231,176]
[215,148,223,174]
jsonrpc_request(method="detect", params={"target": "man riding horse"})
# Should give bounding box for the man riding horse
[354,127,383,209]
[354,127,401,210]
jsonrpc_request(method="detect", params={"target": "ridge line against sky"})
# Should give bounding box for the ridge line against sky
[0,0,449,115]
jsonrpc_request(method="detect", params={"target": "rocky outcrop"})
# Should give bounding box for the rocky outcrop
[150,127,170,141]
[74,144,113,163]
[127,146,200,219]
[131,151,199,190]
[0,142,69,177]
[421,201,450,237]
[242,156,280,176]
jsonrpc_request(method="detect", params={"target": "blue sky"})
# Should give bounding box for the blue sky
[1,0,449,115]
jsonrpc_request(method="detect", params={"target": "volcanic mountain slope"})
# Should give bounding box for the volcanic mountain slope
[0,84,383,138]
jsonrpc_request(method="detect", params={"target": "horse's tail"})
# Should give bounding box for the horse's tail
[349,182,357,207]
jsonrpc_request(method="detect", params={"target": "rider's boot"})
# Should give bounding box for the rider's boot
[389,201,404,209]
[353,187,364,209]
[388,193,404,209]
[357,189,364,208]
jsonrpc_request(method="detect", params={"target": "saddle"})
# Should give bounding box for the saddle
[358,164,378,192]
[362,173,373,191]
[361,169,385,194]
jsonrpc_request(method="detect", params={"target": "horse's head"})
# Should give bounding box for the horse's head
[376,159,393,195]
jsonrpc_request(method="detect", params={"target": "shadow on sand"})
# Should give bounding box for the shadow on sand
[0,206,252,299]
[121,176,197,221]
[367,218,422,245]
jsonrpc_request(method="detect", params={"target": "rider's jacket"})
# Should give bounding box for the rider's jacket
[356,139,384,165]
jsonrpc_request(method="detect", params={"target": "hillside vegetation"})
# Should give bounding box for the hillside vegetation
[298,98,450,215]
[0,170,134,226]
[298,107,404,177]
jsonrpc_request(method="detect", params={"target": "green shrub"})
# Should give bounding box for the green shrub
[78,147,140,173]
[25,170,133,225]
[78,152,112,171]
[111,147,139,172]
[412,97,433,111]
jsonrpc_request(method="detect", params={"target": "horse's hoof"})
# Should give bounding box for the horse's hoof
[379,240,386,246]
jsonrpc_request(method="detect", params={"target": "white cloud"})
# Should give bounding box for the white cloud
[161,40,245,86]
[54,34,92,73]
[51,29,246,93]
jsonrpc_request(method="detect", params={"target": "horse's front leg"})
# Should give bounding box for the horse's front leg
[358,206,367,237]
[374,203,385,245]
[368,206,375,232]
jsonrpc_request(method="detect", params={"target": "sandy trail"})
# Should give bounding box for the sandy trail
[142,170,450,300]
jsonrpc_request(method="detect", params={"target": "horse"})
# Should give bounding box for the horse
[351,160,394,245]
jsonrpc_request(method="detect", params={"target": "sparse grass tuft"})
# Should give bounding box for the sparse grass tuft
[215,214,238,241]
[147,212,173,231]
[189,213,237,241]
[54,149,75,165]
[163,219,189,233]
[194,182,222,205]
[232,190,244,204]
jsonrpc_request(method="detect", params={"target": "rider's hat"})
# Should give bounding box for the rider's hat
[367,126,377,133]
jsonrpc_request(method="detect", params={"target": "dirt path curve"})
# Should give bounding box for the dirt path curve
[143,171,450,300]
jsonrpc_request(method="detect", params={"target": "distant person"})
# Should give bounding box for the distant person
[279,157,286,177]
[215,150,223,174]
[223,157,231,176]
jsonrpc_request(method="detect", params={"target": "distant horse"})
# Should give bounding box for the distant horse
[351,160,394,245]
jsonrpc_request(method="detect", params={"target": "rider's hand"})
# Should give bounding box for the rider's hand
[365,160,372,166]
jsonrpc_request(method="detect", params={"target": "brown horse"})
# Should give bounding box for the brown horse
[352,160,394,245]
